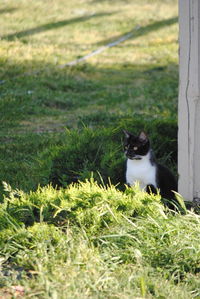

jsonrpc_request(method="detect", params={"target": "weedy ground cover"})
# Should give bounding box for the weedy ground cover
[1,1,199,298]
[0,181,200,298]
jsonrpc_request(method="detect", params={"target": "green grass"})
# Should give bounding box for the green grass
[2,0,198,298]
[0,182,200,298]
[0,0,178,193]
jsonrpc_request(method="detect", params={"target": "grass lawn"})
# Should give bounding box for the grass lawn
[1,0,199,298]
[0,0,178,193]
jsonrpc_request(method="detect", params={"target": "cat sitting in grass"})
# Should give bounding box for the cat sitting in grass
[123,130,177,200]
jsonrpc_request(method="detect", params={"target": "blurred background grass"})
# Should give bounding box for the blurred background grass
[0,0,178,195]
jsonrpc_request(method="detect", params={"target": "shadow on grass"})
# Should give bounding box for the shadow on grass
[94,16,178,46]
[0,62,178,127]
[0,59,178,128]
[0,56,178,197]
[0,7,17,15]
[2,11,117,40]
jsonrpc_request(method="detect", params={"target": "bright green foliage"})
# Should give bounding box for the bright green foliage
[0,180,162,233]
[0,182,200,298]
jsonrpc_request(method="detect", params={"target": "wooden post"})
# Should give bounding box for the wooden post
[178,0,200,202]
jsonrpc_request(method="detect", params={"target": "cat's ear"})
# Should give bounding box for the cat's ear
[138,131,148,143]
[123,130,131,139]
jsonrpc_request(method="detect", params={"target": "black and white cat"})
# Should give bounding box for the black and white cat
[123,130,177,200]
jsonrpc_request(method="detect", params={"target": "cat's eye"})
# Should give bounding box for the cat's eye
[133,146,138,151]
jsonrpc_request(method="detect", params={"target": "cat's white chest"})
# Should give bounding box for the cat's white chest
[126,154,157,189]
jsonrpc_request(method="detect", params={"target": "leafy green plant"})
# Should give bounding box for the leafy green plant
[42,117,177,189]
[1,181,200,298]
[0,180,162,233]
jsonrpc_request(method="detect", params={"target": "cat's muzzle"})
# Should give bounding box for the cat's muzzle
[126,154,142,160]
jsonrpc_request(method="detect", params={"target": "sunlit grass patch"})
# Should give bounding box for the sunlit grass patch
[0,180,200,298]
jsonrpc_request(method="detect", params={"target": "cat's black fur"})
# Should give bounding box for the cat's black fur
[123,130,177,201]
[155,163,177,200]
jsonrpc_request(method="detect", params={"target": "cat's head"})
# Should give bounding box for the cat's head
[123,130,150,160]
